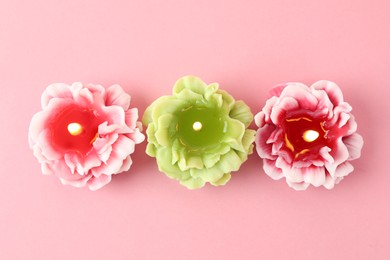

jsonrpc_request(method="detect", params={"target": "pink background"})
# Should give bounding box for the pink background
[1,0,389,259]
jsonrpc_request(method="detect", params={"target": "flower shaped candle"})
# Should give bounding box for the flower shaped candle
[255,81,363,190]
[143,76,256,189]
[29,82,145,190]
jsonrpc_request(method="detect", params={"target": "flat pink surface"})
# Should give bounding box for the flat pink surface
[1,0,389,259]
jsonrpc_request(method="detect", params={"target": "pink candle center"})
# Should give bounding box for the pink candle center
[49,105,102,155]
[282,115,329,160]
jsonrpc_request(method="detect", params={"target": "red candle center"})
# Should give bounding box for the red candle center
[282,115,329,160]
[49,105,102,155]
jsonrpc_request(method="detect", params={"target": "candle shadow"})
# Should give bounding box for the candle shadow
[342,83,376,186]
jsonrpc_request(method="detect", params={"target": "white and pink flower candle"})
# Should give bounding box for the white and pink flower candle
[29,82,144,190]
[255,80,363,190]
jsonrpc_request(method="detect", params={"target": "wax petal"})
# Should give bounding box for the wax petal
[175,88,205,103]
[190,166,224,183]
[97,145,113,164]
[74,86,94,106]
[41,83,72,109]
[87,175,112,191]
[113,136,135,160]
[323,172,336,189]
[292,159,314,169]
[171,146,180,165]
[345,115,358,136]
[131,125,145,144]
[93,133,118,154]
[218,150,243,173]
[173,76,208,96]
[54,159,86,181]
[64,153,82,175]
[210,173,231,186]
[254,111,266,128]
[177,156,188,171]
[284,167,304,183]
[179,177,205,189]
[178,154,204,171]
[235,148,253,162]
[60,174,92,188]
[145,96,186,124]
[32,145,48,164]
[155,114,176,147]
[155,147,192,180]
[271,140,284,158]
[97,122,131,135]
[101,105,126,125]
[205,143,231,158]
[145,143,157,157]
[92,154,122,176]
[269,84,287,98]
[312,89,333,118]
[204,83,219,99]
[270,96,299,125]
[229,100,253,127]
[279,84,318,110]
[69,82,83,99]
[263,159,284,180]
[29,110,51,147]
[333,162,354,178]
[125,108,139,129]
[209,92,223,108]
[106,84,131,110]
[220,90,236,111]
[68,152,101,176]
[145,123,158,145]
[286,180,310,191]
[343,133,364,160]
[84,153,104,173]
[255,124,276,159]
[203,153,222,169]
[274,156,291,173]
[186,156,204,170]
[302,166,326,187]
[266,127,283,144]
[311,80,344,106]
[46,97,78,118]
[325,140,349,176]
[261,97,278,124]
[319,146,334,164]
[241,129,256,153]
[118,156,133,173]
[338,112,351,128]
[327,102,353,127]
[41,162,54,176]
[222,118,245,151]
[85,83,106,98]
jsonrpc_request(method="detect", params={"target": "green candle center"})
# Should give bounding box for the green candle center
[176,105,226,151]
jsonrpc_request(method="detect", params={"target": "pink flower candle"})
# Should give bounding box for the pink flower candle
[29,82,145,190]
[255,81,363,190]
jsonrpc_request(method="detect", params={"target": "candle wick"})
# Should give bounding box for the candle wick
[303,130,319,142]
[67,122,83,136]
[193,121,202,131]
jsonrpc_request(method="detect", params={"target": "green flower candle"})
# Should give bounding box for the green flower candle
[143,76,256,189]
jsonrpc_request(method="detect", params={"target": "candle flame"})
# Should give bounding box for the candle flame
[193,121,202,131]
[67,122,83,136]
[303,130,319,142]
